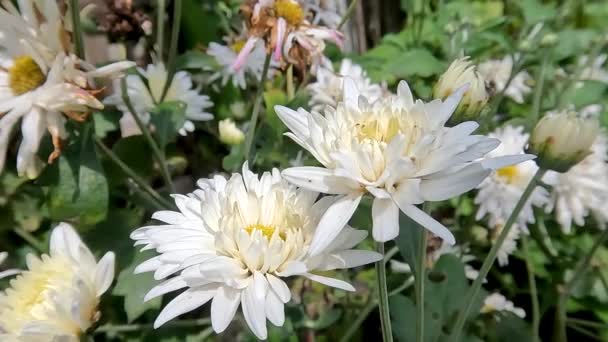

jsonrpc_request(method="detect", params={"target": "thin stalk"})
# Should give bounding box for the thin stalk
[95,318,211,334]
[14,228,45,253]
[384,246,399,263]
[286,64,295,101]
[70,0,85,59]
[449,168,546,341]
[160,0,183,101]
[120,78,175,193]
[522,236,540,342]
[126,179,165,211]
[566,322,603,341]
[156,0,166,58]
[242,53,272,163]
[597,268,608,294]
[376,242,393,342]
[337,0,358,30]
[554,228,608,341]
[566,318,608,330]
[530,51,550,125]
[416,229,427,342]
[94,136,174,209]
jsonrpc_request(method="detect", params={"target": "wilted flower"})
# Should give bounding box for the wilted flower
[481,293,526,318]
[276,78,533,254]
[308,58,383,112]
[0,223,115,341]
[528,109,600,172]
[478,56,532,104]
[434,57,489,123]
[219,119,245,145]
[208,35,271,89]
[0,1,134,178]
[105,63,214,137]
[303,0,343,28]
[131,164,381,340]
[0,252,20,279]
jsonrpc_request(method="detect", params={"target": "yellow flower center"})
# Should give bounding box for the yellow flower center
[245,223,285,240]
[496,165,520,184]
[274,0,304,26]
[8,56,45,96]
[356,117,401,143]
[231,40,246,53]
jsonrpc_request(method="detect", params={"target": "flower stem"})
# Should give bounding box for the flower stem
[286,64,295,101]
[530,51,550,125]
[522,236,540,342]
[554,228,608,341]
[160,0,183,101]
[449,168,546,341]
[94,136,174,209]
[156,0,166,58]
[337,0,358,30]
[376,242,393,342]
[415,228,427,342]
[95,318,211,334]
[14,228,45,253]
[70,0,85,59]
[242,53,272,164]
[120,78,175,193]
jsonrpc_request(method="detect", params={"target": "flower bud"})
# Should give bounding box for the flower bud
[527,110,600,172]
[219,119,245,145]
[434,57,489,124]
[540,33,558,47]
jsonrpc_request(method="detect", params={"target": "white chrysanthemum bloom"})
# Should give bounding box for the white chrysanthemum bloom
[492,222,521,266]
[0,223,115,341]
[275,78,533,254]
[579,54,608,84]
[218,119,245,145]
[475,126,550,231]
[130,164,381,340]
[308,58,383,112]
[545,132,608,233]
[208,37,269,89]
[481,293,526,318]
[0,252,20,279]
[478,56,532,104]
[0,2,134,178]
[105,63,214,137]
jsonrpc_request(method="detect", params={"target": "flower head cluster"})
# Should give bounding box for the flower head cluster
[481,293,525,318]
[478,56,531,104]
[0,1,134,178]
[105,63,214,137]
[131,164,380,340]
[0,223,115,341]
[276,78,533,254]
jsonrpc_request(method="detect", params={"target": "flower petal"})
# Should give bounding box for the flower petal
[309,194,363,256]
[396,203,455,245]
[154,285,217,328]
[282,167,356,194]
[304,273,356,291]
[372,197,400,242]
[211,286,241,333]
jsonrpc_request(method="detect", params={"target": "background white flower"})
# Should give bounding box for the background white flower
[0,223,115,341]
[276,78,533,255]
[105,63,213,137]
[208,37,269,89]
[481,292,526,318]
[131,164,381,340]
[0,252,20,279]
[478,56,532,104]
[579,54,608,84]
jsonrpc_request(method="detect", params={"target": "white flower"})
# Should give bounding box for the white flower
[475,126,550,231]
[275,78,533,254]
[308,58,383,112]
[579,54,608,84]
[545,132,608,233]
[478,56,532,104]
[105,63,213,137]
[130,163,381,340]
[208,37,269,89]
[303,0,343,28]
[0,252,20,279]
[0,2,134,178]
[481,293,526,318]
[492,222,521,266]
[218,119,245,145]
[0,223,115,341]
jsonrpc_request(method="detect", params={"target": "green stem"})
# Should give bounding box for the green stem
[384,246,399,263]
[94,136,174,209]
[566,318,608,330]
[522,236,540,342]
[14,228,45,253]
[286,64,295,101]
[242,53,272,164]
[554,228,608,341]
[416,229,427,342]
[160,0,183,101]
[566,322,603,341]
[95,318,211,334]
[120,78,175,193]
[530,51,550,125]
[376,242,393,342]
[449,168,546,341]
[156,0,166,58]
[337,0,358,30]
[70,0,85,59]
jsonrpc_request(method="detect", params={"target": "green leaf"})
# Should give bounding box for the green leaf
[263,89,289,138]
[517,0,557,24]
[93,110,121,138]
[47,123,109,225]
[395,212,423,276]
[386,49,444,79]
[553,29,597,61]
[111,136,155,180]
[176,50,219,70]
[113,250,162,322]
[149,101,187,149]
[222,143,244,171]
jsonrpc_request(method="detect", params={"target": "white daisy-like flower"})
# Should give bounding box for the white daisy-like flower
[307,58,383,112]
[0,252,20,279]
[545,131,608,233]
[492,222,521,266]
[475,126,551,231]
[0,2,134,178]
[481,293,526,318]
[579,54,608,84]
[275,78,533,254]
[303,0,343,28]
[105,63,214,137]
[478,56,532,104]
[0,223,115,341]
[208,37,269,89]
[130,163,381,340]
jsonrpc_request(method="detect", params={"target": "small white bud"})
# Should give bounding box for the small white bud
[219,119,245,145]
